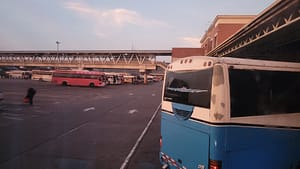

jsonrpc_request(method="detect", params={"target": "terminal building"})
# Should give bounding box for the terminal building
[172,15,256,61]
[200,15,255,55]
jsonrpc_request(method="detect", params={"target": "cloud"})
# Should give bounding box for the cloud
[63,1,168,38]
[180,37,200,47]
[64,2,97,15]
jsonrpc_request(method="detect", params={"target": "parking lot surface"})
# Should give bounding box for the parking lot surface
[0,79,162,169]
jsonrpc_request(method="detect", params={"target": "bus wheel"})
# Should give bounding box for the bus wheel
[89,83,95,87]
[62,81,68,86]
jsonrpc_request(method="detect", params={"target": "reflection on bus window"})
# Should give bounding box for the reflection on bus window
[229,69,300,117]
[163,68,213,108]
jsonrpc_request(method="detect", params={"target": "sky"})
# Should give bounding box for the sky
[0,0,275,51]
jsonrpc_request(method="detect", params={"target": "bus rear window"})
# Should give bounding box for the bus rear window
[163,68,212,108]
[229,69,300,117]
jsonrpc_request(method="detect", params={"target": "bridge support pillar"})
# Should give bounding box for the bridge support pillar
[140,69,148,84]
[144,73,147,85]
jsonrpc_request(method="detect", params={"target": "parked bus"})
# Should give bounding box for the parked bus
[105,72,124,85]
[6,70,31,79]
[123,74,144,84]
[31,70,54,82]
[160,56,300,169]
[52,70,106,87]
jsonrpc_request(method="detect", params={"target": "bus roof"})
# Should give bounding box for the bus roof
[54,70,104,75]
[167,56,300,71]
[32,70,54,72]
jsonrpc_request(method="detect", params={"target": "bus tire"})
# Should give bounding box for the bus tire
[89,83,95,87]
[62,81,68,86]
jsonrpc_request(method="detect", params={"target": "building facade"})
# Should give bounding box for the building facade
[200,15,255,55]
[171,48,204,62]
[171,15,256,61]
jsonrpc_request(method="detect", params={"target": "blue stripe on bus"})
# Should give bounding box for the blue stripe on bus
[161,111,300,169]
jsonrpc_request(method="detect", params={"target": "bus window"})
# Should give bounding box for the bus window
[229,68,300,117]
[163,68,213,108]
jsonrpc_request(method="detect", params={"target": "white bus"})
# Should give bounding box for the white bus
[104,72,124,85]
[31,70,54,82]
[6,70,31,79]
[160,56,300,169]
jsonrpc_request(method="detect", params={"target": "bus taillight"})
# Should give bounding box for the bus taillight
[209,159,222,169]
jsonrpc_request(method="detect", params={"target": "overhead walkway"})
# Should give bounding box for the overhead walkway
[0,50,171,71]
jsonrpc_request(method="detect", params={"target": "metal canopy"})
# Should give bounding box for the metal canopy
[208,0,300,62]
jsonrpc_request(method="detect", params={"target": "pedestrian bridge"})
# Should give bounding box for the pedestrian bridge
[0,50,171,71]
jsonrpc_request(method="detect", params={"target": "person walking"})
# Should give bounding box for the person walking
[25,88,36,105]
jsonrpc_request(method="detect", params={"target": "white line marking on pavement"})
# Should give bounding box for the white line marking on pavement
[128,109,138,114]
[83,107,95,112]
[2,116,24,121]
[101,95,112,99]
[59,123,88,138]
[2,113,22,116]
[120,103,161,169]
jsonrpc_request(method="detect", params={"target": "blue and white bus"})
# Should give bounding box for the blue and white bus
[160,56,300,169]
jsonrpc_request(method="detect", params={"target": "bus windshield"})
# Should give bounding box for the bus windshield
[163,68,213,108]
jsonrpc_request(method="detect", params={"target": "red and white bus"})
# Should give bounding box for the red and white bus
[52,70,107,87]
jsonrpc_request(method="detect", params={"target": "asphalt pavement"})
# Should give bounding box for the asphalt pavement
[0,79,162,169]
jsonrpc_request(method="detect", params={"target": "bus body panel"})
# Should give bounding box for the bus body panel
[161,112,300,169]
[161,112,210,169]
[52,77,104,87]
[212,126,300,169]
[223,126,300,169]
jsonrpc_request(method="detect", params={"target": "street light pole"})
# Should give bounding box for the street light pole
[56,41,60,57]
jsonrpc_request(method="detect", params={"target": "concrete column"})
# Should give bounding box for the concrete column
[144,73,147,84]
